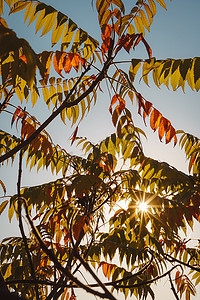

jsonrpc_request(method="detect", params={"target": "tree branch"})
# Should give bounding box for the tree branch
[169,273,180,300]
[20,197,114,299]
[17,149,40,300]
[164,253,200,272]
[69,213,117,300]
[0,56,113,164]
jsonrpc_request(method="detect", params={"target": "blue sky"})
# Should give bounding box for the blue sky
[1,0,200,299]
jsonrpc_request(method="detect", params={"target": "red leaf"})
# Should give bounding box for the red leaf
[118,95,125,110]
[137,93,145,116]
[133,34,142,49]
[21,123,36,140]
[115,34,137,55]
[133,34,152,59]
[143,100,152,123]
[150,108,162,131]
[141,35,152,59]
[11,107,21,127]
[71,126,78,145]
[158,117,170,141]
[11,106,25,129]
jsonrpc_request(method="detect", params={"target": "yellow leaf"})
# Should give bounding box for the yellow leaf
[156,0,167,10]
[9,0,30,15]
[83,36,99,59]
[35,9,45,34]
[4,264,12,279]
[0,179,6,194]
[195,78,200,92]
[15,85,24,104]
[129,59,141,82]
[24,1,34,23]
[134,15,145,35]
[186,68,195,91]
[127,23,135,34]
[41,11,57,36]
[96,0,110,15]
[60,108,66,124]
[42,86,51,108]
[71,105,79,126]
[28,4,38,27]
[52,13,68,46]
[66,107,72,120]
[8,202,15,222]
[112,0,125,14]
[144,3,153,25]
[31,88,39,107]
[171,68,180,91]
[139,10,150,31]
[56,82,63,103]
[80,99,86,120]
[50,85,57,105]
[148,0,157,16]
[0,0,4,15]
[0,200,8,215]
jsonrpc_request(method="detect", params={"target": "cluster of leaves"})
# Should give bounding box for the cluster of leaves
[1,0,200,300]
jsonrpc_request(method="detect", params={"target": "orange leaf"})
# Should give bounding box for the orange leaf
[98,261,116,280]
[109,94,125,114]
[112,105,121,126]
[19,54,27,64]
[68,53,80,71]
[101,24,112,40]
[118,95,125,110]
[137,92,145,116]
[133,34,142,49]
[64,56,72,74]
[150,108,162,131]
[53,51,66,77]
[165,125,177,145]
[113,8,121,20]
[109,94,118,114]
[158,117,170,141]
[72,216,88,241]
[39,51,53,84]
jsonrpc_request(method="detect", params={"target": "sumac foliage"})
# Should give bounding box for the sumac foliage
[0,1,200,300]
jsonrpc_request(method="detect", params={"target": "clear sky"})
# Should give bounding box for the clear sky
[1,0,200,299]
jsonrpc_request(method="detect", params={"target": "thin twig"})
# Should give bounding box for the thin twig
[17,149,40,300]
[69,213,117,300]
[0,54,113,163]
[20,197,111,299]
[169,273,180,300]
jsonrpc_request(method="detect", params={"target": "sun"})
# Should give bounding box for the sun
[138,201,148,212]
